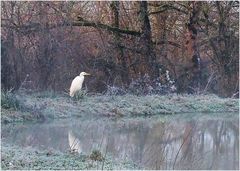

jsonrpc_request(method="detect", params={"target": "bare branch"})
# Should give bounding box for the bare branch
[149,4,188,15]
[1,18,141,36]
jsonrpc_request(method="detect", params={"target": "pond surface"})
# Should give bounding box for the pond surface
[2,113,239,169]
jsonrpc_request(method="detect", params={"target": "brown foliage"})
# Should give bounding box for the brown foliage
[1,1,239,97]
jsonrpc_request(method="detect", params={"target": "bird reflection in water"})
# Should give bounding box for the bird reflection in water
[68,130,82,154]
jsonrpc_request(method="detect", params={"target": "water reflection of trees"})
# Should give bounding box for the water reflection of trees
[2,118,239,169]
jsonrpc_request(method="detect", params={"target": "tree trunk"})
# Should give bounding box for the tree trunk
[185,1,202,93]
[37,2,53,90]
[214,2,239,97]
[111,1,129,85]
[139,1,159,79]
[2,2,22,90]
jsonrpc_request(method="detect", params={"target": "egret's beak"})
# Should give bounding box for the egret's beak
[85,73,91,76]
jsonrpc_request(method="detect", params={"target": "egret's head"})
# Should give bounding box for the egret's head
[80,72,91,76]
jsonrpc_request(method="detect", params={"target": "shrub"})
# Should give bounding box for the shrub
[105,72,177,96]
[90,150,104,161]
[105,85,126,95]
[1,90,21,110]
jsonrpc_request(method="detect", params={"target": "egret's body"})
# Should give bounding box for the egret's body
[69,72,90,97]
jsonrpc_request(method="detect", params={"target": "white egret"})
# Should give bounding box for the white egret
[69,72,90,97]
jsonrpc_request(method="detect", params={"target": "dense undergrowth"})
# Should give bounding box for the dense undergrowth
[1,91,22,110]
[1,91,239,124]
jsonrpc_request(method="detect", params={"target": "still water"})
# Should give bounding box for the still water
[1,113,239,169]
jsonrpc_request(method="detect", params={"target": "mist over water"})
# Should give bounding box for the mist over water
[2,113,239,170]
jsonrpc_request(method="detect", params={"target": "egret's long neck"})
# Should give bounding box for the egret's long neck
[79,75,85,81]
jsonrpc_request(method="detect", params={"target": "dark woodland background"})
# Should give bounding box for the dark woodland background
[1,1,239,97]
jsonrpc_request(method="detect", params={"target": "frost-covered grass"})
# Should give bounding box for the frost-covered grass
[1,92,239,123]
[1,142,138,170]
[1,92,238,170]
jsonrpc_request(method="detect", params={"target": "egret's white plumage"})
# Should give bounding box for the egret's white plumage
[69,72,90,97]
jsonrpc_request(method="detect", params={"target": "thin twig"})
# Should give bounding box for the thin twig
[203,71,216,93]
[173,124,196,169]
[101,135,109,170]
[231,91,239,98]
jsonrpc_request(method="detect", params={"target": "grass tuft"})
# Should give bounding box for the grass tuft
[73,90,88,101]
[89,150,105,161]
[1,90,21,110]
